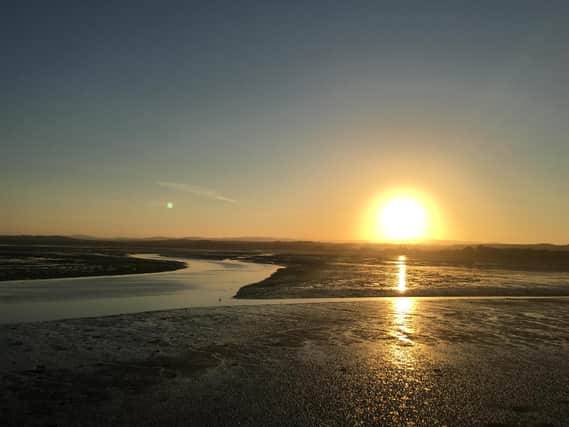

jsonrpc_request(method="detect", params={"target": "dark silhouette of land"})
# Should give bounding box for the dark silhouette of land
[0,244,185,281]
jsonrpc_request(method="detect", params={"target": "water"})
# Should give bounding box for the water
[1,254,569,324]
[0,255,280,324]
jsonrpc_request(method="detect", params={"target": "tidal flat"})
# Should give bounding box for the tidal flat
[2,239,569,425]
[0,246,185,281]
[2,298,569,426]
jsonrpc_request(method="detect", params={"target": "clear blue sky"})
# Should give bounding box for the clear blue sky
[2,1,568,242]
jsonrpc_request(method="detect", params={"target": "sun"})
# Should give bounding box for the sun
[379,197,427,241]
[359,190,440,242]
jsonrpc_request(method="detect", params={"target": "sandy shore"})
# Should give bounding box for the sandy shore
[2,298,569,426]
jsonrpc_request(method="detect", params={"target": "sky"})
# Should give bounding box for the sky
[2,1,569,243]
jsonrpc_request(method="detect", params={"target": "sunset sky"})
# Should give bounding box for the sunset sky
[2,1,568,243]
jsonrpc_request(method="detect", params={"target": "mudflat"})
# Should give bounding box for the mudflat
[0,247,185,281]
[2,298,569,426]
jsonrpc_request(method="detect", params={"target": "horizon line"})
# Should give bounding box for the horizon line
[0,234,568,247]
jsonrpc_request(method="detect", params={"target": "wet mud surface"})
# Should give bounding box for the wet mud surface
[0,248,185,281]
[236,258,569,299]
[2,298,569,426]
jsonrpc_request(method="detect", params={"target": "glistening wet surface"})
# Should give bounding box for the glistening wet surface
[2,299,569,426]
[3,254,569,324]
[0,255,280,324]
[238,255,569,299]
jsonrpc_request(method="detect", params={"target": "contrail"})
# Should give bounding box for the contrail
[156,181,237,203]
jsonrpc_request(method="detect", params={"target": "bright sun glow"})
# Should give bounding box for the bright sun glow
[380,197,427,241]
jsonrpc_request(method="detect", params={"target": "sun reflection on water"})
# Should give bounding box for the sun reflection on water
[393,298,414,345]
[389,297,416,367]
[397,255,407,292]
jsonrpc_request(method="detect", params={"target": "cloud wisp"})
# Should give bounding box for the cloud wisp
[156,181,237,203]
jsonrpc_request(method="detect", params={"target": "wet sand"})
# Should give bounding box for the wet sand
[2,298,569,426]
